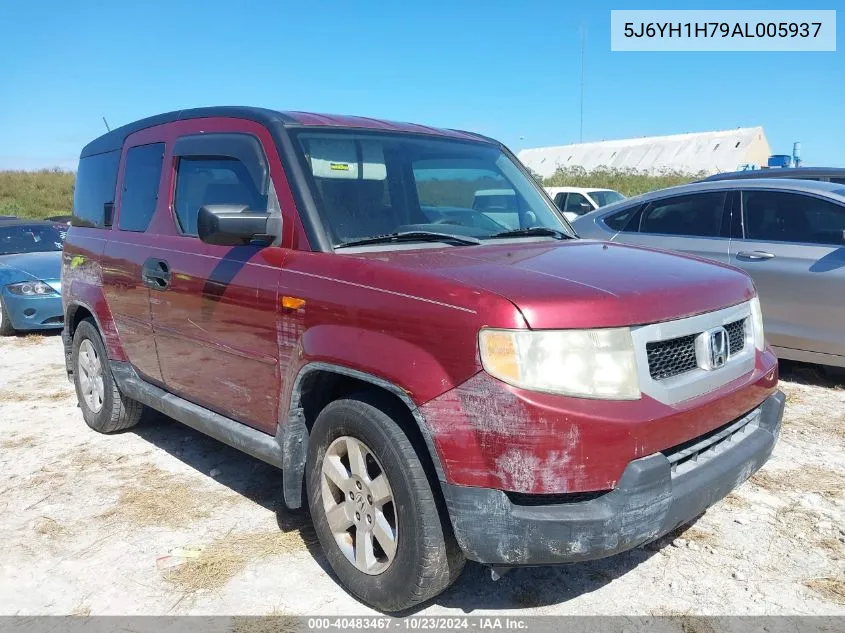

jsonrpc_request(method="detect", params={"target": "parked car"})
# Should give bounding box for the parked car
[701,167,845,184]
[545,186,625,221]
[573,178,845,368]
[63,107,783,612]
[472,188,520,229]
[0,219,65,335]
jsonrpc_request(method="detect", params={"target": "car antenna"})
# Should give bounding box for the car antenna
[102,116,111,132]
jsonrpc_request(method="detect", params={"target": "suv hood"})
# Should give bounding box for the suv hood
[354,241,755,329]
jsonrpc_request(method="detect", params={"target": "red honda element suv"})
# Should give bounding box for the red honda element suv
[62,107,784,611]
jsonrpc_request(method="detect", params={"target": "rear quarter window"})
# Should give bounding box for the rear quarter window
[72,150,120,228]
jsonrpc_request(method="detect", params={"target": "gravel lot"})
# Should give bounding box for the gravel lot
[1,332,843,616]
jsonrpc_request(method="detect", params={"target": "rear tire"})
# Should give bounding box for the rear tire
[0,297,15,336]
[306,393,465,612]
[72,318,143,433]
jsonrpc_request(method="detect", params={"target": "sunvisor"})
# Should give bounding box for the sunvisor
[306,138,387,180]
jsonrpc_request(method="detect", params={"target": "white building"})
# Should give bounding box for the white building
[518,127,772,178]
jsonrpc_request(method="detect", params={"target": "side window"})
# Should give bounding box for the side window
[603,206,640,232]
[553,193,567,209]
[743,190,845,245]
[639,192,727,237]
[72,150,120,227]
[563,192,590,215]
[119,143,164,232]
[174,158,267,236]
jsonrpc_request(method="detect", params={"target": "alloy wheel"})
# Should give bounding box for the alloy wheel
[77,339,104,413]
[320,435,398,575]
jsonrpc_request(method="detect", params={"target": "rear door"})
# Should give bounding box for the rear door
[730,189,845,359]
[101,140,167,383]
[609,190,732,264]
[148,123,285,433]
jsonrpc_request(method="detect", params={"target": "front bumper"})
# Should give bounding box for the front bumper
[442,390,784,566]
[1,289,63,331]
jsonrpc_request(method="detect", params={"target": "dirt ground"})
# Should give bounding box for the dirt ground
[1,332,844,616]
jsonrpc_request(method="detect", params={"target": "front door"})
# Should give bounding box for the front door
[147,122,288,434]
[610,190,733,265]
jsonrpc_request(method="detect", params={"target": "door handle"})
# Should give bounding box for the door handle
[736,250,775,261]
[142,258,171,290]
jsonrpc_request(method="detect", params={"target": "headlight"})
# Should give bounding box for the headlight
[6,281,58,296]
[478,327,640,400]
[749,296,765,351]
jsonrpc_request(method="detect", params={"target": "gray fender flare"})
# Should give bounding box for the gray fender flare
[276,361,447,509]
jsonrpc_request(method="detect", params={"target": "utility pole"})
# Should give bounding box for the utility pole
[579,23,586,143]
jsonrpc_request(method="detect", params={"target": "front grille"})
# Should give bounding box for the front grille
[646,317,748,381]
[646,334,698,380]
[663,407,760,476]
[726,319,746,355]
[41,316,64,325]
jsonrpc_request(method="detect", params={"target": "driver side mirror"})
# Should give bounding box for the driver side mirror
[579,202,592,213]
[197,205,272,246]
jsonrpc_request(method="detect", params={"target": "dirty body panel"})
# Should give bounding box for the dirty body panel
[441,390,784,566]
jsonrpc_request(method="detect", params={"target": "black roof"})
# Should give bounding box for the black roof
[701,167,845,182]
[81,107,295,158]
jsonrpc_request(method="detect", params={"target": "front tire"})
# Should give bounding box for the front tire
[306,394,464,612]
[72,318,143,433]
[0,297,15,336]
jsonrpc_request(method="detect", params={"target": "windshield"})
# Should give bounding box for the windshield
[293,131,574,247]
[590,190,625,207]
[0,224,64,255]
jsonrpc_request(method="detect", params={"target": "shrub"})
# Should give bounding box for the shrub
[0,170,75,219]
[542,165,706,197]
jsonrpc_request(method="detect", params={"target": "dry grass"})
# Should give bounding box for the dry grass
[721,492,752,510]
[751,466,845,498]
[98,464,239,529]
[33,516,67,538]
[0,388,71,403]
[817,537,844,560]
[650,610,717,633]
[70,602,92,617]
[773,502,818,536]
[1,435,37,450]
[805,577,845,605]
[681,527,721,547]
[42,390,73,401]
[164,530,315,594]
[13,334,46,347]
[29,467,67,489]
[782,385,805,405]
[677,616,717,633]
[232,613,304,633]
[64,446,128,472]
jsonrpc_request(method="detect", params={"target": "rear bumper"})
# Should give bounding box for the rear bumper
[1,289,63,331]
[442,390,784,566]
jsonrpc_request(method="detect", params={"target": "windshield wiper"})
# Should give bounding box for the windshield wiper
[335,231,481,249]
[488,227,571,240]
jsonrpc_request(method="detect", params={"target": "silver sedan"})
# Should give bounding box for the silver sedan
[572,178,845,368]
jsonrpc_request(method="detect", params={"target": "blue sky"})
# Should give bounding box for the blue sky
[0,0,842,170]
